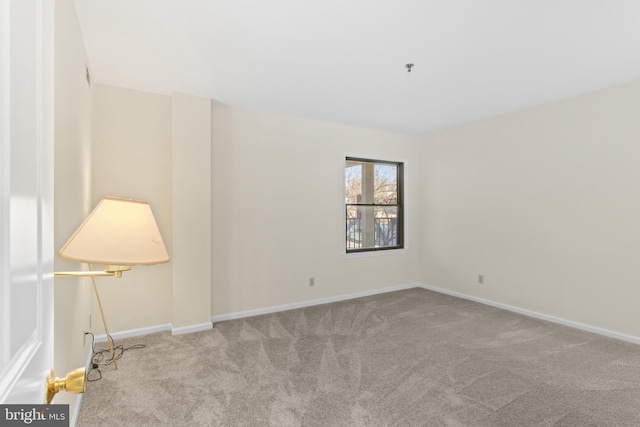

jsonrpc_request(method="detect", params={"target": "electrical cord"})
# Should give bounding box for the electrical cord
[85,332,145,382]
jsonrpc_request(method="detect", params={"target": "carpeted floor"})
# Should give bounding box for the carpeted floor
[77,288,640,426]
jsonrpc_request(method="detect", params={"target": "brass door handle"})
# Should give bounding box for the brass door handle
[46,367,86,404]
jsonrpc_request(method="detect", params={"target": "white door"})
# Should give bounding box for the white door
[0,0,55,404]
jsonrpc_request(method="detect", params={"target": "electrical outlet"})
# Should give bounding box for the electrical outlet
[309,277,315,287]
[478,274,484,284]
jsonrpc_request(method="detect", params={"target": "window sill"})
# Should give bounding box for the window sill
[342,248,407,259]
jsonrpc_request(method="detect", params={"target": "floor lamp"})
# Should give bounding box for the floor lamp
[54,197,169,370]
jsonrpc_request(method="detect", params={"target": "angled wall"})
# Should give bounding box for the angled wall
[171,93,212,332]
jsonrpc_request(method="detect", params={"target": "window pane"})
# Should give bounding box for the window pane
[345,160,397,206]
[345,162,362,204]
[345,206,400,250]
[374,164,397,205]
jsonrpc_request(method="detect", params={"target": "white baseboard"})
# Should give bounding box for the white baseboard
[94,323,172,343]
[211,282,419,323]
[419,283,640,346]
[90,283,638,354]
[93,321,215,341]
[171,322,213,336]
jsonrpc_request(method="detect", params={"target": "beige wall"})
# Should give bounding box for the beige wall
[419,81,640,337]
[211,104,420,316]
[53,0,93,418]
[91,84,173,332]
[87,78,640,341]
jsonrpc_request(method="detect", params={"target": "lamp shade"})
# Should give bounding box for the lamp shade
[58,197,169,266]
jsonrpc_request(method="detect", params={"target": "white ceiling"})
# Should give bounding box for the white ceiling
[74,0,640,135]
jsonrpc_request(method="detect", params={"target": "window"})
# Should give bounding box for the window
[345,157,404,253]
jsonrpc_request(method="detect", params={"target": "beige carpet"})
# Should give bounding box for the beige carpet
[77,288,640,426]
